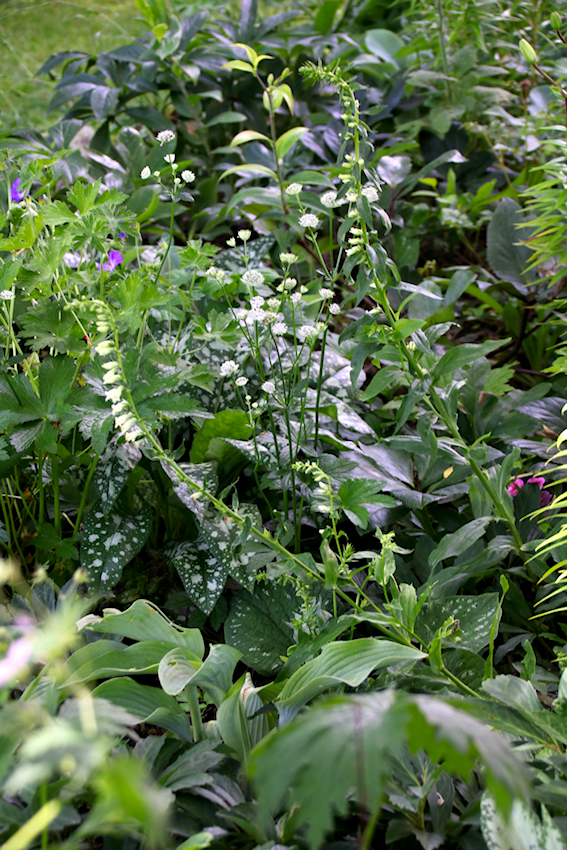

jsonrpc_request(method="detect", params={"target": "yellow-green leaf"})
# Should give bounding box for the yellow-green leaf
[275,127,308,159]
[219,164,278,181]
[230,130,271,148]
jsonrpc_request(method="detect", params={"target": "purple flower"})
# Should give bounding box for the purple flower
[10,178,28,203]
[119,231,126,240]
[0,638,33,687]
[98,250,123,272]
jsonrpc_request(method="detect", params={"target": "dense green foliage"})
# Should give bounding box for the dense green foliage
[3,0,567,848]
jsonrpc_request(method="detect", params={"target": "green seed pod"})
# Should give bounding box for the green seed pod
[551,11,562,30]
[519,38,538,64]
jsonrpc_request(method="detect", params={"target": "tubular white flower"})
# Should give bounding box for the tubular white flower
[125,428,144,442]
[261,381,276,394]
[346,189,358,202]
[181,169,195,182]
[280,252,298,264]
[220,360,238,377]
[105,386,123,403]
[102,360,120,371]
[157,130,175,145]
[94,341,114,356]
[299,213,320,229]
[242,269,264,287]
[286,183,303,195]
[140,166,151,179]
[102,371,121,385]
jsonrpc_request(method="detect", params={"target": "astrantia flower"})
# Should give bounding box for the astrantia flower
[267,297,280,310]
[157,130,175,145]
[250,295,265,309]
[140,166,151,179]
[235,308,248,320]
[362,185,379,203]
[227,237,236,248]
[321,191,344,208]
[290,292,302,306]
[98,250,123,272]
[208,267,225,281]
[238,229,251,241]
[248,308,265,323]
[320,288,333,299]
[298,325,318,340]
[346,189,358,202]
[299,214,320,229]
[284,277,297,290]
[181,169,195,183]
[262,381,276,394]
[286,183,303,195]
[10,178,28,203]
[272,322,287,335]
[0,290,15,301]
[163,153,176,164]
[242,269,264,287]
[280,252,298,265]
[235,376,248,387]
[329,303,341,315]
[220,360,238,377]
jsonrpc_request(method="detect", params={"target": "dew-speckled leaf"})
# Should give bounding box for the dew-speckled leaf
[417,593,499,653]
[93,441,142,515]
[224,584,300,675]
[81,503,153,591]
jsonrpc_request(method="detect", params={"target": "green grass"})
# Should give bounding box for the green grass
[0,0,143,131]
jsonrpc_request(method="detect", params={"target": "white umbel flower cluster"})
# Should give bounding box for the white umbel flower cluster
[220,360,238,377]
[242,269,264,287]
[156,130,175,145]
[286,183,303,195]
[299,214,320,229]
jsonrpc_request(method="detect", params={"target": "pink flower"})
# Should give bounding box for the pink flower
[0,638,33,687]
[507,478,524,497]
[508,476,552,507]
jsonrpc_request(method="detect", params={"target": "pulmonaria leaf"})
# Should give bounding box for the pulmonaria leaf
[163,535,230,615]
[160,460,219,522]
[94,441,142,516]
[81,502,153,591]
[224,583,300,676]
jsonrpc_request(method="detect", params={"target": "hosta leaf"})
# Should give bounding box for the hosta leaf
[61,639,193,688]
[276,638,426,722]
[82,599,204,655]
[158,647,201,695]
[81,503,153,591]
[92,678,193,740]
[225,583,300,675]
[93,441,141,515]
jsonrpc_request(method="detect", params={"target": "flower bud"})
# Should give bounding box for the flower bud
[551,11,562,30]
[519,38,538,64]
